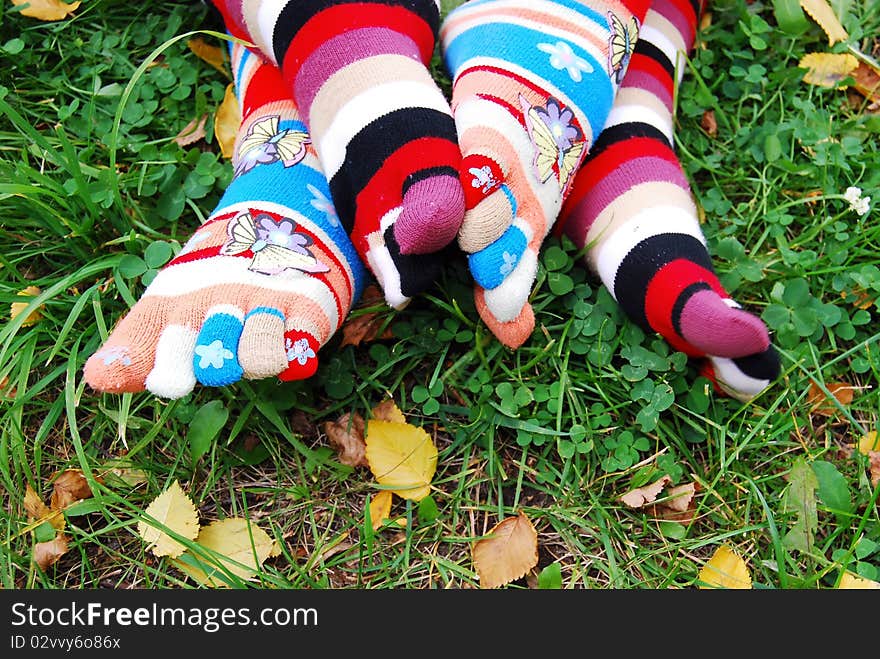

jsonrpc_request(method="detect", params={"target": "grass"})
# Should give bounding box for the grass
[1,0,878,590]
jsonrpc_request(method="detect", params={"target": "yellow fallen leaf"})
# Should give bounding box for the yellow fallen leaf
[365,419,437,501]
[799,0,848,45]
[368,490,393,531]
[24,484,64,531]
[214,83,239,159]
[698,545,752,589]
[372,399,407,424]
[100,459,148,487]
[619,475,672,508]
[799,52,858,88]
[10,285,44,327]
[472,512,539,589]
[838,571,880,589]
[858,431,879,455]
[33,534,69,571]
[172,518,279,587]
[11,0,81,21]
[187,37,228,76]
[137,480,199,558]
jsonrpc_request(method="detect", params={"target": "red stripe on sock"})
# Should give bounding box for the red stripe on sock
[281,4,435,80]
[241,64,292,119]
[644,259,726,356]
[621,0,653,22]
[352,137,462,255]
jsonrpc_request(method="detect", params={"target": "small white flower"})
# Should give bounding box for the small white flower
[286,337,316,366]
[844,186,871,216]
[469,165,498,194]
[194,340,234,369]
[308,184,339,227]
[500,251,517,276]
[537,41,594,82]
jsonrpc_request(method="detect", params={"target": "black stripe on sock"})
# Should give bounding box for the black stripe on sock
[633,40,675,80]
[590,122,672,158]
[614,234,714,330]
[272,0,440,62]
[671,281,711,337]
[402,165,460,195]
[733,345,781,381]
[329,107,459,228]
[384,226,445,297]
[689,0,704,21]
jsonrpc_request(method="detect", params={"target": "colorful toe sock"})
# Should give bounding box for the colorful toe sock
[211,0,465,308]
[441,0,651,348]
[558,0,780,400]
[83,43,367,399]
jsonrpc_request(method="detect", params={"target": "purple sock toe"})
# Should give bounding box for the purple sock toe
[394,174,465,254]
[679,289,770,358]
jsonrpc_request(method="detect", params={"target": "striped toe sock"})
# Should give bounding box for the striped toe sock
[84,43,367,399]
[212,0,465,307]
[440,0,652,347]
[559,0,780,400]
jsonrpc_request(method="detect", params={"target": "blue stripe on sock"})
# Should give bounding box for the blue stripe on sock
[244,306,285,322]
[452,0,607,28]
[193,312,244,387]
[444,22,613,137]
[215,162,368,301]
[468,223,528,290]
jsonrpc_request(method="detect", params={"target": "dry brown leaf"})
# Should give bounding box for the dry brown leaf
[173,114,208,147]
[11,0,80,21]
[807,381,855,415]
[24,484,64,531]
[214,83,239,160]
[799,0,848,45]
[799,52,858,88]
[869,452,880,488]
[842,288,875,310]
[701,110,717,137]
[340,312,393,348]
[324,412,367,468]
[33,534,69,571]
[371,399,407,424]
[472,512,539,589]
[619,475,672,508]
[368,490,393,531]
[851,62,880,104]
[187,37,228,76]
[10,285,44,327]
[655,482,698,524]
[49,469,93,511]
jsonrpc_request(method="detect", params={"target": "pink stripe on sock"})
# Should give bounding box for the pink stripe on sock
[567,156,690,233]
[619,71,673,110]
[650,0,696,50]
[293,27,422,114]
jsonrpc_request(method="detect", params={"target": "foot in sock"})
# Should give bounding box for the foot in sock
[83,44,367,399]
[212,0,465,309]
[559,0,780,400]
[441,0,651,347]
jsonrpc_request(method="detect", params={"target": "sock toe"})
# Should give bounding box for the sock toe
[278,329,320,381]
[679,290,770,358]
[475,286,535,349]
[144,325,199,399]
[394,174,465,254]
[192,304,245,387]
[238,307,288,380]
[457,186,517,254]
[705,345,781,401]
